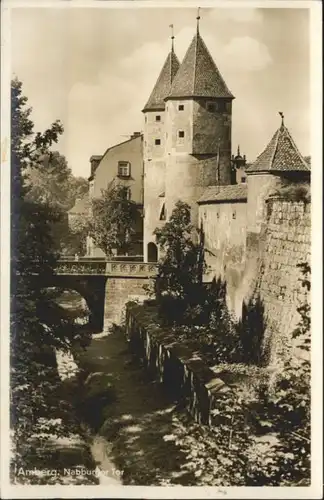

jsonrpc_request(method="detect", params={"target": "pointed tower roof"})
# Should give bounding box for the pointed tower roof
[246,115,310,173]
[166,31,234,100]
[142,49,180,112]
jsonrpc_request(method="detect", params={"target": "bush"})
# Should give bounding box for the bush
[236,295,268,366]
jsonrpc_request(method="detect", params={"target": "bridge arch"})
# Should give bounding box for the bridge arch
[35,274,107,332]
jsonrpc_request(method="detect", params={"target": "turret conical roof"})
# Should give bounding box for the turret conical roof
[143,50,180,112]
[246,121,310,173]
[166,31,234,100]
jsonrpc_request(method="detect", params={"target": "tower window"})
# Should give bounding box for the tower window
[118,161,130,177]
[232,211,236,220]
[207,102,216,112]
[155,115,161,122]
[217,212,220,219]
[178,130,185,138]
[178,104,184,111]
[155,139,161,145]
[159,203,166,221]
[218,100,226,112]
[145,116,147,123]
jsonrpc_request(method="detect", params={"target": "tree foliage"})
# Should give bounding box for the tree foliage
[24,151,88,212]
[237,295,268,366]
[89,184,138,257]
[153,201,208,325]
[22,146,89,255]
[10,78,90,481]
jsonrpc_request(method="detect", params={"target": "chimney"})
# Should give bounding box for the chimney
[89,155,102,176]
[131,131,142,139]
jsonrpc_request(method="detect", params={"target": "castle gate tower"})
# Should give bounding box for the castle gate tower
[142,32,180,262]
[164,17,234,228]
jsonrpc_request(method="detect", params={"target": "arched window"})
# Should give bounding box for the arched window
[147,242,158,262]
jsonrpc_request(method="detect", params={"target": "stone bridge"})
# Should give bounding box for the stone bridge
[40,259,157,332]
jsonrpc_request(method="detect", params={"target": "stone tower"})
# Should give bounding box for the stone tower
[164,19,234,228]
[142,35,180,262]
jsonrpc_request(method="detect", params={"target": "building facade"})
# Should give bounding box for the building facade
[87,132,144,257]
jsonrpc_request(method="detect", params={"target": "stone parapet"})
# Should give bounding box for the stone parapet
[105,262,157,277]
[55,260,157,277]
[125,302,230,426]
[56,261,107,275]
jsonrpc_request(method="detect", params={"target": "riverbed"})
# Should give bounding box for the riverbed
[55,290,205,486]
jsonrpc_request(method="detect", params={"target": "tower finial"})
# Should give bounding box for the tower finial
[279,111,284,127]
[169,24,175,52]
[196,7,201,33]
[237,144,240,156]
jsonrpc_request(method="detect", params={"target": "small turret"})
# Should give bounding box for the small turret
[231,145,247,184]
[245,113,310,233]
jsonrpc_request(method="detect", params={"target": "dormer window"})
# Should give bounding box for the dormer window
[178,104,184,111]
[155,139,161,146]
[156,115,161,122]
[178,131,185,138]
[118,161,130,177]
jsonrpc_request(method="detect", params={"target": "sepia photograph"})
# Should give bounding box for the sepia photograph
[0,0,322,498]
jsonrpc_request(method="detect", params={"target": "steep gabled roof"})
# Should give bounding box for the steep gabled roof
[167,31,234,100]
[198,184,247,204]
[143,50,180,112]
[246,122,310,173]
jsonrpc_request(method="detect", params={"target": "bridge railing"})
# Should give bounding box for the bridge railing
[55,260,157,276]
[59,255,144,263]
[106,261,157,276]
[56,260,107,275]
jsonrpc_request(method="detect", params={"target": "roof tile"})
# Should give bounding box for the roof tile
[198,184,247,203]
[143,50,180,112]
[167,31,233,100]
[246,124,310,173]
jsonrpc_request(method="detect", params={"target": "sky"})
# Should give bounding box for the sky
[11,5,310,178]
